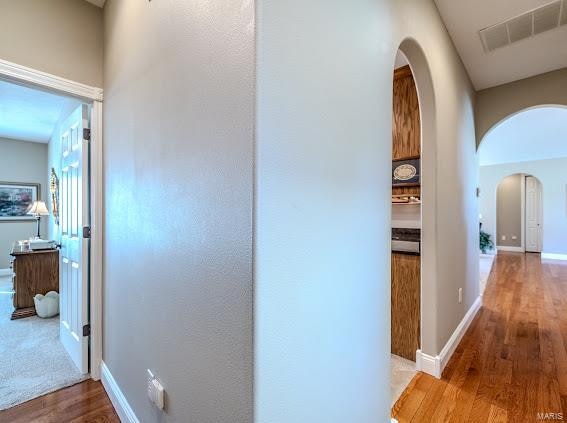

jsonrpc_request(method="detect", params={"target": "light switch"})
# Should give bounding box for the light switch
[147,369,165,410]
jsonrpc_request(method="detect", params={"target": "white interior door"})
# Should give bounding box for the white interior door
[59,104,90,374]
[525,176,542,253]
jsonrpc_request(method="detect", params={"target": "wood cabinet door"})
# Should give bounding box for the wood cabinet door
[391,253,420,361]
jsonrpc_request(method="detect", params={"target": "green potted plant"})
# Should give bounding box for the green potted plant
[480,228,494,254]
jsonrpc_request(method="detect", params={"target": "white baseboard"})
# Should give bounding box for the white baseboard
[415,349,440,378]
[542,252,567,261]
[0,268,13,277]
[416,297,481,379]
[101,361,139,423]
[496,246,524,253]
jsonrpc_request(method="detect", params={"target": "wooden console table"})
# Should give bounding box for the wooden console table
[10,243,59,320]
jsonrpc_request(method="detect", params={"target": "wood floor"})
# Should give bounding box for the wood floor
[392,252,567,422]
[0,379,119,423]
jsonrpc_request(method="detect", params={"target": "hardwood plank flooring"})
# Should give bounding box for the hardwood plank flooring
[392,252,567,422]
[0,379,119,423]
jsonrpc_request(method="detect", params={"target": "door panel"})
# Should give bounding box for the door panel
[59,104,90,374]
[525,176,542,253]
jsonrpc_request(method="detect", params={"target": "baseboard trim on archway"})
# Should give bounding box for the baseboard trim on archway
[415,349,440,378]
[416,297,481,379]
[542,252,567,261]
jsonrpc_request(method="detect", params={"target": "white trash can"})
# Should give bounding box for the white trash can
[34,291,60,318]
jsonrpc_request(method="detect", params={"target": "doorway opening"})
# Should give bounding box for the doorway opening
[494,174,543,254]
[478,105,567,289]
[390,49,421,405]
[0,76,94,409]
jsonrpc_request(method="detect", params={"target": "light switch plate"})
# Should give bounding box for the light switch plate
[147,369,164,410]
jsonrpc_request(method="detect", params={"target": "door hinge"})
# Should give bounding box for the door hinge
[83,128,91,141]
[83,226,91,239]
[83,324,91,337]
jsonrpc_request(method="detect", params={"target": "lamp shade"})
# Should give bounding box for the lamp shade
[27,200,50,216]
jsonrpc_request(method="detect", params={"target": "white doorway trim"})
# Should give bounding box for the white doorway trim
[0,59,103,101]
[0,58,104,381]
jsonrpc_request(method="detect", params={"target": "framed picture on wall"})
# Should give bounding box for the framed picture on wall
[392,157,420,187]
[0,182,40,221]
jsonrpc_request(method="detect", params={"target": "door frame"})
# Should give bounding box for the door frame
[0,59,104,380]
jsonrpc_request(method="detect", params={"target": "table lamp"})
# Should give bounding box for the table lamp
[27,200,50,239]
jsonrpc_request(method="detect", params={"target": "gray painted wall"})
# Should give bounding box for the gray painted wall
[0,138,48,268]
[496,174,522,247]
[102,0,254,422]
[255,0,478,421]
[103,0,478,421]
[480,158,567,256]
[0,0,103,87]
[476,68,567,145]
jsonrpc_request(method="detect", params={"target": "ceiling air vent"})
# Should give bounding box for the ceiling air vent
[561,0,567,25]
[508,14,533,42]
[534,1,561,33]
[479,0,566,52]
[481,23,510,51]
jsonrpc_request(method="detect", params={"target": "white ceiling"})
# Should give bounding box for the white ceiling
[0,79,80,143]
[478,106,567,166]
[435,0,567,90]
[84,0,105,7]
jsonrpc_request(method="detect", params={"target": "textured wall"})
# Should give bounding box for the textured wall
[0,0,103,87]
[255,0,478,421]
[0,138,48,268]
[103,0,478,420]
[103,0,254,421]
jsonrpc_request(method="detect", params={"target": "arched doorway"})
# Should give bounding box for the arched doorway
[390,38,438,404]
[495,174,543,254]
[478,105,567,289]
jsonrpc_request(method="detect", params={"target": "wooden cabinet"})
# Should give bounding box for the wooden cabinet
[392,65,421,198]
[10,243,59,320]
[391,252,420,361]
[391,64,422,361]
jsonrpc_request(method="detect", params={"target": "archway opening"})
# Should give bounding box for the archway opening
[390,39,437,405]
[478,106,567,294]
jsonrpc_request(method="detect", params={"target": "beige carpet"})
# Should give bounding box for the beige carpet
[391,354,416,407]
[0,276,85,410]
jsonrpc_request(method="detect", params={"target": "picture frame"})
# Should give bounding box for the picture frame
[0,182,40,221]
[392,156,420,187]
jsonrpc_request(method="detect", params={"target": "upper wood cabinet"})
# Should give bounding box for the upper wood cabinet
[392,65,420,160]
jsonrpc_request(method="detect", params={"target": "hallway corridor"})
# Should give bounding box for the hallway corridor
[393,252,567,422]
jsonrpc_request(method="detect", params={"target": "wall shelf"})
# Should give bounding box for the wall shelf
[392,195,421,205]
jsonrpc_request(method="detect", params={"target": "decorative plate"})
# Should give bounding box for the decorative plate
[394,164,417,181]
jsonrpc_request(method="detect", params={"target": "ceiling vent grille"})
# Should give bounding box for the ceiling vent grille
[561,0,567,25]
[508,14,533,42]
[534,1,562,33]
[480,0,567,52]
